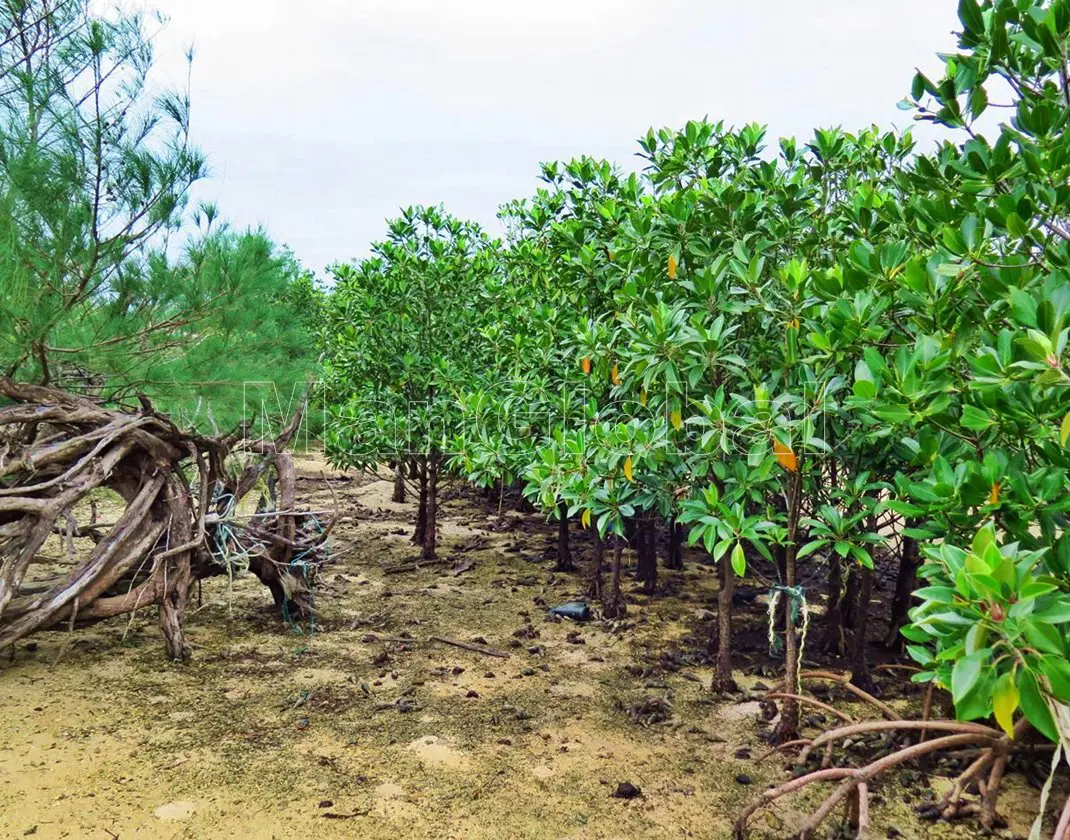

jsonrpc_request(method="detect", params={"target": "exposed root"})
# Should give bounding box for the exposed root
[766,692,856,725]
[798,719,1001,765]
[769,670,900,721]
[736,704,1037,840]
[736,732,993,839]
[755,738,813,764]
[1054,793,1070,840]
[918,718,1029,825]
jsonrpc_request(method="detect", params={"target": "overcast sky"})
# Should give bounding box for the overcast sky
[150,1,963,275]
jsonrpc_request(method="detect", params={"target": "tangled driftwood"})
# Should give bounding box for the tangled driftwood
[0,379,334,660]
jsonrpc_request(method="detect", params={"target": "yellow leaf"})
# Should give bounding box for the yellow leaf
[639,389,648,406]
[992,672,1019,738]
[623,455,634,482]
[988,483,1000,505]
[611,363,620,386]
[581,508,591,529]
[667,254,678,279]
[1061,411,1070,447]
[581,357,591,375]
[670,409,682,431]
[774,439,798,472]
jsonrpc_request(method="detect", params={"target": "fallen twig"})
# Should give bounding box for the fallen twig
[429,635,509,658]
[383,558,447,575]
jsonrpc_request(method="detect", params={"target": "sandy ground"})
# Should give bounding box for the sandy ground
[0,452,1058,839]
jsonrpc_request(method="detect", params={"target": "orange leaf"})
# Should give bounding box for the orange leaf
[623,455,634,482]
[667,254,678,279]
[581,357,591,375]
[611,363,620,386]
[988,483,1000,505]
[774,439,798,472]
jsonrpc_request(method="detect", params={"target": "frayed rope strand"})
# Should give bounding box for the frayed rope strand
[767,584,809,693]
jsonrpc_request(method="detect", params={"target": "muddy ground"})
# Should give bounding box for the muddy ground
[0,453,1059,839]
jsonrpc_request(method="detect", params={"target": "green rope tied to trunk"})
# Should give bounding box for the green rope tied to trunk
[767,584,809,692]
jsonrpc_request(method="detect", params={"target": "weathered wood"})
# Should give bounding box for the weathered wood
[0,378,332,659]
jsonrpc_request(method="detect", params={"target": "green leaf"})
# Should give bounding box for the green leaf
[972,523,997,559]
[730,541,746,577]
[1024,621,1064,655]
[1017,669,1058,743]
[951,650,987,704]
[911,72,925,101]
[1061,412,1070,448]
[956,667,996,721]
[965,622,987,654]
[961,405,995,431]
[1034,600,1070,624]
[796,539,829,560]
[1041,656,1070,703]
[958,0,980,35]
[992,671,1019,738]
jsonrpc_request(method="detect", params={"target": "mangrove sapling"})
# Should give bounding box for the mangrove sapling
[799,489,885,677]
[679,484,772,695]
[323,208,497,555]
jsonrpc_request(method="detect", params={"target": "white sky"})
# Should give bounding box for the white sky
[150,1,963,274]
